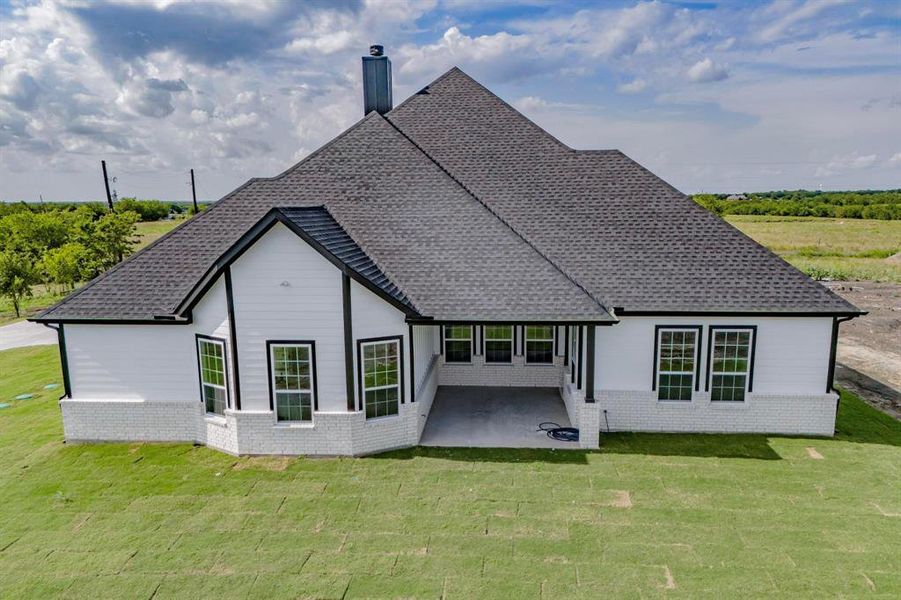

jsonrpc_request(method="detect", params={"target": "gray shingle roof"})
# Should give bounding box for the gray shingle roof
[386,68,858,315]
[276,207,414,312]
[35,67,858,323]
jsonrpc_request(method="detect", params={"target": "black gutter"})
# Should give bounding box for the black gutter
[615,309,866,318]
[405,318,616,326]
[224,267,242,411]
[42,323,71,399]
[827,315,855,394]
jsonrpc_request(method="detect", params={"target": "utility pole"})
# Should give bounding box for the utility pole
[101,160,114,212]
[190,168,198,213]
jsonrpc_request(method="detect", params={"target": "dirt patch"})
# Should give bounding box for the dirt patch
[805,447,824,460]
[231,456,293,471]
[663,565,676,590]
[823,281,901,419]
[611,490,632,508]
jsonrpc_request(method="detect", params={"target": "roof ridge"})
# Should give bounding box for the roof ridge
[382,112,614,321]
[389,66,574,153]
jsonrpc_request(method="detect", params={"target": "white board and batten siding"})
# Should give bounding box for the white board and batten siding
[589,316,837,436]
[229,222,347,413]
[65,277,230,403]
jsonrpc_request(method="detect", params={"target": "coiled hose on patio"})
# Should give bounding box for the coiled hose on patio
[537,422,579,442]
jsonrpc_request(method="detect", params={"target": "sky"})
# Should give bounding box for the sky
[1,0,899,203]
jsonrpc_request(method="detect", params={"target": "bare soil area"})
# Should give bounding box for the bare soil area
[825,281,901,419]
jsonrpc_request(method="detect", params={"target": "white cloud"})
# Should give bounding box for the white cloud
[0,0,899,199]
[756,0,847,43]
[617,78,647,94]
[686,57,729,83]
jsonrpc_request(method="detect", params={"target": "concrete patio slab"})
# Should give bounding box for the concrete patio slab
[419,386,576,449]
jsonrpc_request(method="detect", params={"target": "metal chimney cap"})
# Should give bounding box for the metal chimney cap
[369,44,384,57]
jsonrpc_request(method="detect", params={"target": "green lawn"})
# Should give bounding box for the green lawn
[726,215,901,282]
[0,345,899,598]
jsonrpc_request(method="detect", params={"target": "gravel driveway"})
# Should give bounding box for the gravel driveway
[0,320,58,351]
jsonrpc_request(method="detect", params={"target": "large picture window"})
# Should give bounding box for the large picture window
[443,325,472,363]
[359,337,402,419]
[525,325,554,364]
[484,325,513,363]
[196,336,228,415]
[655,327,700,401]
[709,328,755,402]
[268,342,316,421]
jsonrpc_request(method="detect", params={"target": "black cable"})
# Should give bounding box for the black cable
[537,422,579,442]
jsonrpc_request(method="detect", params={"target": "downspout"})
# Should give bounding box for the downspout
[827,315,857,417]
[41,323,72,400]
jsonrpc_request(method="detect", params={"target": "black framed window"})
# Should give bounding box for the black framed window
[484,325,513,363]
[655,328,700,401]
[196,336,228,415]
[443,325,472,363]
[360,338,402,418]
[268,342,316,421]
[525,325,554,364]
[710,329,754,402]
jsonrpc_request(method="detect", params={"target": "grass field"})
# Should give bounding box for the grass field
[0,345,898,598]
[726,215,901,282]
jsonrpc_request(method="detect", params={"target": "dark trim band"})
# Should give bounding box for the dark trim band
[342,274,355,411]
[585,326,596,402]
[224,267,241,410]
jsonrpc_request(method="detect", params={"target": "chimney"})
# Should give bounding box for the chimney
[362,44,392,115]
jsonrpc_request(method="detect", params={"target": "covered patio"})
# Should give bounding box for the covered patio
[419,386,577,449]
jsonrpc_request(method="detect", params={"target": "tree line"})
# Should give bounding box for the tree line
[0,199,201,317]
[693,189,901,220]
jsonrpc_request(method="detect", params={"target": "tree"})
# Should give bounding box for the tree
[74,210,139,277]
[41,243,87,292]
[0,251,38,317]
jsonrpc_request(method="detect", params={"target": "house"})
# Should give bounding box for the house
[33,46,862,455]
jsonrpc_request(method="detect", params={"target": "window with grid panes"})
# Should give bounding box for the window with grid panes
[656,328,698,401]
[484,325,513,363]
[362,339,401,418]
[525,325,554,364]
[197,337,227,415]
[443,325,472,363]
[711,330,752,402]
[270,343,314,421]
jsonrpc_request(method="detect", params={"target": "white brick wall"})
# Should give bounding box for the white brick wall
[60,399,200,443]
[60,353,441,456]
[560,379,600,449]
[439,355,564,387]
[595,390,838,436]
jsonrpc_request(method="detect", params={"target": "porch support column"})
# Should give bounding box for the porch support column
[585,325,596,402]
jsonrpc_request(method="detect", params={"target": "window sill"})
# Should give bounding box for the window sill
[364,414,401,423]
[656,399,694,406]
[204,414,227,426]
[443,361,473,366]
[273,421,314,429]
[709,400,749,409]
[525,362,557,367]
